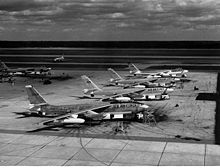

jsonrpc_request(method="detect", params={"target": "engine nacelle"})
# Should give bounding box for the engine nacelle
[29,105,46,115]
[71,114,78,118]
[103,113,124,120]
[62,118,85,124]
[171,74,177,77]
[159,83,166,87]
[161,73,171,77]
[161,94,170,100]
[133,84,145,88]
[83,89,94,97]
[147,94,156,99]
[114,97,131,102]
[152,75,162,78]
[173,78,180,81]
[183,70,189,73]
[135,70,141,74]
[109,78,115,82]
[37,111,46,116]
[166,88,174,92]
[140,104,149,109]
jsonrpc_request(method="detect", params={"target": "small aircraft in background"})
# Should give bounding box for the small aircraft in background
[54,55,64,62]
[0,61,51,75]
[128,63,188,78]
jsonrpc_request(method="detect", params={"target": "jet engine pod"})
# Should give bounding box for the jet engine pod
[183,70,189,73]
[115,96,131,102]
[90,92,94,97]
[161,94,170,100]
[166,88,174,92]
[62,118,85,124]
[134,84,146,88]
[140,104,149,109]
[109,78,115,82]
[174,78,180,81]
[37,107,41,112]
[38,111,46,116]
[135,70,141,74]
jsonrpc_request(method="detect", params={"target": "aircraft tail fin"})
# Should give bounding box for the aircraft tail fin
[0,61,8,71]
[162,88,168,95]
[128,63,141,74]
[81,75,102,91]
[25,85,47,105]
[108,68,123,80]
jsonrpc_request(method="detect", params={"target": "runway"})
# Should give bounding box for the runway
[0,48,220,70]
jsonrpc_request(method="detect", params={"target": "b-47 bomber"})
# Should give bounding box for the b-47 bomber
[107,68,177,89]
[79,75,171,102]
[15,85,107,118]
[128,63,188,78]
[17,85,149,119]
[16,85,153,131]
[0,60,51,75]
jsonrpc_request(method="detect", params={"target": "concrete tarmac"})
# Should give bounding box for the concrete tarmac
[0,132,219,166]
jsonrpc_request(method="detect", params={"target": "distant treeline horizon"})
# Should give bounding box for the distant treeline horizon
[0,41,219,49]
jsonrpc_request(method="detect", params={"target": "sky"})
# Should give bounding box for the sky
[0,0,219,41]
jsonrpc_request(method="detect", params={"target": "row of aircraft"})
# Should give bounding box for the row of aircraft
[78,63,189,102]
[0,61,51,75]
[0,60,73,82]
[15,63,189,131]
[0,60,51,82]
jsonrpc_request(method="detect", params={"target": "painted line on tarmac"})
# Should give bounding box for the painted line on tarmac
[0,128,213,145]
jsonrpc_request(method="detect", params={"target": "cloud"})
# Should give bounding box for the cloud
[0,0,219,40]
[32,19,53,25]
[27,27,49,32]
[106,12,126,18]
[0,26,5,31]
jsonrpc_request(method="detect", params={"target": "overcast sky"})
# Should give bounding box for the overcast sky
[0,0,219,40]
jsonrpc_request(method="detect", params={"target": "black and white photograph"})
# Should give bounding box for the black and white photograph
[0,0,220,166]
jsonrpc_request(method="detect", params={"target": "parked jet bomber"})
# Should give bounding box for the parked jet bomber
[13,63,189,132]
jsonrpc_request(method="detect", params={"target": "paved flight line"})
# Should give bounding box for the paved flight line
[0,132,220,166]
[0,129,213,145]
